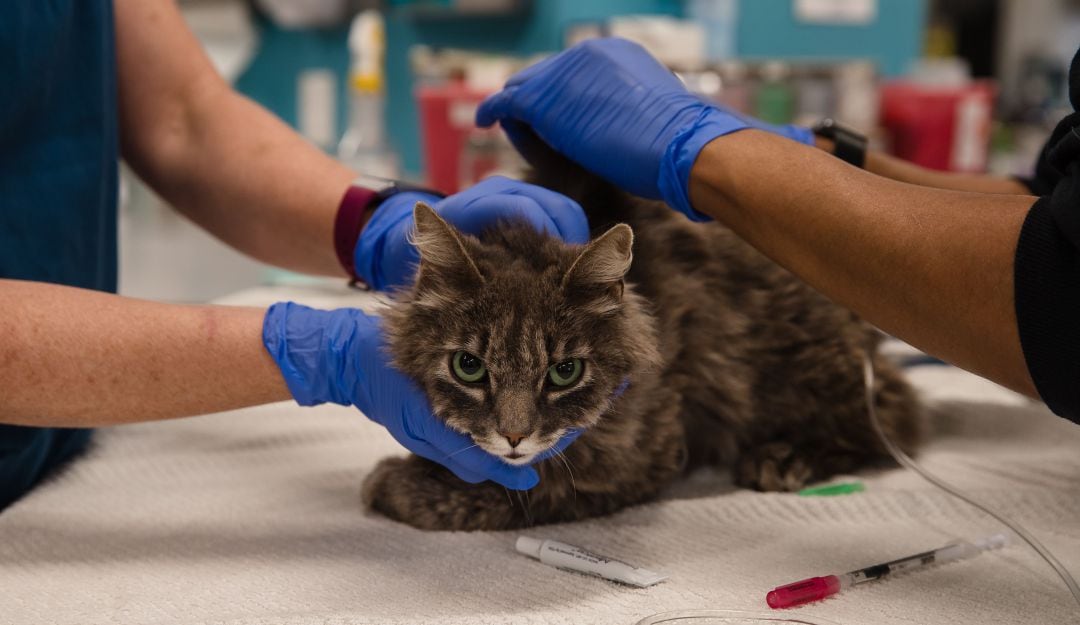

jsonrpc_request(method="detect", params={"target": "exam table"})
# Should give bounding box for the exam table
[2,284,1078,625]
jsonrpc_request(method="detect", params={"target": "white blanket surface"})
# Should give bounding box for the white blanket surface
[2,285,1078,625]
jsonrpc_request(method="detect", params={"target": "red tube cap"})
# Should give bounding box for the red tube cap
[766,575,841,609]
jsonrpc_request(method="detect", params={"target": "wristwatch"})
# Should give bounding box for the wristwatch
[811,118,868,169]
[352,173,442,208]
[333,174,445,287]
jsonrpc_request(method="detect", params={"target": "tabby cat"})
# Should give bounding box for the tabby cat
[361,154,923,531]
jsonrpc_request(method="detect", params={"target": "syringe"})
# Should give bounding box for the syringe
[766,533,1011,609]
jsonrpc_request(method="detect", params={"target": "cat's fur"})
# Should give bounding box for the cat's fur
[362,155,924,531]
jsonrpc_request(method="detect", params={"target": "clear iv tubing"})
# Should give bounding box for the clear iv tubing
[861,352,1080,611]
[635,609,842,625]
[636,352,1080,624]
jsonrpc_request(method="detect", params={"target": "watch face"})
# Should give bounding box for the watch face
[352,174,397,194]
[813,118,838,138]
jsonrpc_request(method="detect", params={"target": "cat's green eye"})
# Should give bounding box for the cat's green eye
[547,358,583,387]
[451,351,487,383]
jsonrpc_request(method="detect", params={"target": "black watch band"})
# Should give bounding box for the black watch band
[812,118,868,169]
[337,175,446,289]
[353,174,446,209]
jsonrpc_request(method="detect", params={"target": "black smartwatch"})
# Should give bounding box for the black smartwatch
[812,118,868,169]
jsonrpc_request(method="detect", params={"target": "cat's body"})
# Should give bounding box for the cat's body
[362,158,923,531]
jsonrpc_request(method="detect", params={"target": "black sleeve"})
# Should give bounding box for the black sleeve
[1015,172,1056,198]
[1012,45,1080,424]
[1015,127,1069,196]
[1014,113,1080,425]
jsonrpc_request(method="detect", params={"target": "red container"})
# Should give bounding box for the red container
[416,82,492,194]
[880,80,996,173]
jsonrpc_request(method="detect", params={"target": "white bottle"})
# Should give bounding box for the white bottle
[686,0,738,63]
[338,10,399,178]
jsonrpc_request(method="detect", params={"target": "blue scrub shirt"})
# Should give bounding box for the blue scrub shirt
[0,0,118,509]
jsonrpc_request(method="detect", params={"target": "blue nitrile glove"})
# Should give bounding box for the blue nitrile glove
[353,176,590,291]
[476,38,813,221]
[263,302,581,489]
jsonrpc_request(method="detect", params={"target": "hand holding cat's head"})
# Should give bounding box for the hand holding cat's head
[382,202,658,466]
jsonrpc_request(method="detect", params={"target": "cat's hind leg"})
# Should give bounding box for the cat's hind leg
[734,353,923,492]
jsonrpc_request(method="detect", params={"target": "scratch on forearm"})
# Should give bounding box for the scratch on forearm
[200,306,220,344]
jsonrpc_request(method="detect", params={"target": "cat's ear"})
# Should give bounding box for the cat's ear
[411,202,484,285]
[561,223,633,300]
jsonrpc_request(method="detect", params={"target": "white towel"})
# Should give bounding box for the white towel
[1,285,1077,625]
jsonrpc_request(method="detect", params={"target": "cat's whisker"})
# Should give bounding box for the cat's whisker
[445,443,478,459]
[554,450,578,504]
[515,490,534,526]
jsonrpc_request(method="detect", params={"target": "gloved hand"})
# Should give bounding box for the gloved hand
[263,302,580,489]
[475,37,813,221]
[353,176,590,290]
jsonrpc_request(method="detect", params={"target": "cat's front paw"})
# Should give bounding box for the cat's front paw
[361,456,409,519]
[362,454,520,531]
[361,456,445,529]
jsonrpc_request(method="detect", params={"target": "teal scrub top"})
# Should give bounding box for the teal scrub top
[1,0,118,291]
[0,0,117,509]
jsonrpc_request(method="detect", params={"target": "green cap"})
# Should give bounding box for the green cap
[797,481,865,497]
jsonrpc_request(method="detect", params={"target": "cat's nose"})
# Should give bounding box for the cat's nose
[500,432,528,448]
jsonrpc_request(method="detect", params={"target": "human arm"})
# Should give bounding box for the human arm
[668,106,1028,194]
[0,279,289,426]
[813,137,1031,195]
[114,0,355,276]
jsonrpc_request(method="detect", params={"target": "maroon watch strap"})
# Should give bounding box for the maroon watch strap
[333,185,378,282]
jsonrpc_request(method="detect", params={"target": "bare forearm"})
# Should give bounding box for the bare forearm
[135,89,355,276]
[116,0,355,276]
[814,137,1030,195]
[691,130,1037,395]
[0,280,290,427]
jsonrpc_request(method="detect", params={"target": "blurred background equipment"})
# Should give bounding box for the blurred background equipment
[132,0,1080,302]
[255,0,352,28]
[338,10,400,178]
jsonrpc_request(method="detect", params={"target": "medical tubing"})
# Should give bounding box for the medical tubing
[862,352,1080,610]
[635,609,841,625]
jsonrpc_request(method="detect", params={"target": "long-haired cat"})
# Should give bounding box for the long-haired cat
[361,153,923,531]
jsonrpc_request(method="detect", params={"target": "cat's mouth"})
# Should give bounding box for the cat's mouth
[472,434,547,466]
[499,452,537,466]
[477,432,565,466]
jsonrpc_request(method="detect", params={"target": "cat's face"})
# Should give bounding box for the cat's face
[385,203,659,466]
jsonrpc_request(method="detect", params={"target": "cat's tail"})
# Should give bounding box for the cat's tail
[518,133,636,235]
